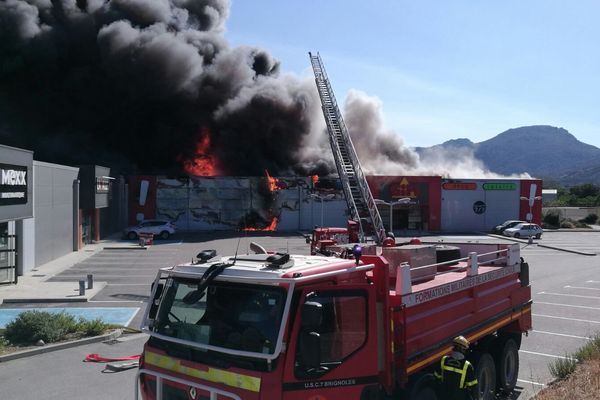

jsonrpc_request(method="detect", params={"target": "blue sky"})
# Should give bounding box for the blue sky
[225,1,600,148]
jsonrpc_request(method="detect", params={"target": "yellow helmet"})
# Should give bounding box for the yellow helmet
[453,335,470,351]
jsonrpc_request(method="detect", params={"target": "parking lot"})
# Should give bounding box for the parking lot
[2,230,599,399]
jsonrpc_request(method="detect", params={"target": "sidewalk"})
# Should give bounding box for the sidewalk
[0,235,146,305]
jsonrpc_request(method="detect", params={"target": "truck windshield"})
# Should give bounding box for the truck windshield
[153,278,285,355]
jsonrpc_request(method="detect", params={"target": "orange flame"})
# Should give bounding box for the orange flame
[311,175,319,185]
[243,217,278,232]
[182,128,221,176]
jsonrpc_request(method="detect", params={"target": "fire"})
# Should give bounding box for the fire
[265,169,287,191]
[182,128,221,176]
[265,169,278,192]
[311,175,319,185]
[242,217,278,232]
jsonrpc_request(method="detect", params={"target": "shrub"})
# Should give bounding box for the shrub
[0,335,8,351]
[76,318,109,337]
[560,220,575,229]
[580,213,599,224]
[4,311,78,345]
[543,211,561,228]
[548,355,578,380]
[573,334,600,362]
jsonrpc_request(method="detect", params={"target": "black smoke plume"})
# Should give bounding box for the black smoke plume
[0,0,328,176]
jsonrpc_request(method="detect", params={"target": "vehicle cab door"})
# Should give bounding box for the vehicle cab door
[281,284,380,399]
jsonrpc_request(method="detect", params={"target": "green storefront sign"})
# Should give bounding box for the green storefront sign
[482,182,517,191]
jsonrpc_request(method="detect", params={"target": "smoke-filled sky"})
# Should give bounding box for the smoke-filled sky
[0,0,530,178]
[226,1,600,150]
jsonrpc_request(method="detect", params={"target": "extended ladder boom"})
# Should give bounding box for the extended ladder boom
[309,52,386,244]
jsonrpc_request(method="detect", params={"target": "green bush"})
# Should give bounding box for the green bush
[4,311,78,345]
[573,334,600,361]
[0,335,8,351]
[543,211,561,228]
[76,318,109,337]
[580,213,599,224]
[548,355,577,380]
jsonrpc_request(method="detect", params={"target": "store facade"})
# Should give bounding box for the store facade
[0,145,33,284]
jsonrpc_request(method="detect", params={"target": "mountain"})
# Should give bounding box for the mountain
[415,125,600,185]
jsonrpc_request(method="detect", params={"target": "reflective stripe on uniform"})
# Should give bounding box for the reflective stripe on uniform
[144,351,261,392]
[440,357,475,389]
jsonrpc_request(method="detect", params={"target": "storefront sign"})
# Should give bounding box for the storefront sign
[96,177,110,193]
[0,163,28,205]
[483,182,517,191]
[473,200,486,214]
[442,182,477,190]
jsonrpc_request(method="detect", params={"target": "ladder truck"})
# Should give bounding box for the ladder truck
[309,52,387,244]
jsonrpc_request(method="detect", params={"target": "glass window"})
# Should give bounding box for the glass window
[154,279,285,355]
[298,291,367,364]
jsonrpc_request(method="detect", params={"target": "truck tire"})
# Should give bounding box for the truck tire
[514,233,520,238]
[412,386,437,400]
[497,339,519,394]
[127,231,138,240]
[160,231,170,240]
[473,352,496,400]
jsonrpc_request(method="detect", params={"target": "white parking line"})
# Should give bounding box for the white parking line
[535,301,600,311]
[517,379,546,387]
[564,285,600,291]
[519,350,573,360]
[532,330,591,340]
[537,291,600,300]
[533,313,600,324]
[587,280,600,283]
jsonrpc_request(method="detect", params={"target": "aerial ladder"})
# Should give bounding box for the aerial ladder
[309,52,386,244]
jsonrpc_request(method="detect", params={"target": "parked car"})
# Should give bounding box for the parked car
[503,223,543,239]
[492,220,527,234]
[123,220,176,240]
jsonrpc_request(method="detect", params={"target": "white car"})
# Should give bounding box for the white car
[124,220,176,240]
[503,223,543,239]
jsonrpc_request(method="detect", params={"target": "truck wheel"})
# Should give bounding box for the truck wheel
[514,233,520,238]
[159,231,170,240]
[127,231,138,240]
[536,233,542,239]
[412,386,437,400]
[474,352,496,400]
[497,339,519,394]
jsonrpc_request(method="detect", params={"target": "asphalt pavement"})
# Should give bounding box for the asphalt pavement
[0,230,599,400]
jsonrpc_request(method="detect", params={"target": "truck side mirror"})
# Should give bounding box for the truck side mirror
[148,282,164,320]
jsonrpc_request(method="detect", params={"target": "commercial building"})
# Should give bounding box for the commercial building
[127,174,542,234]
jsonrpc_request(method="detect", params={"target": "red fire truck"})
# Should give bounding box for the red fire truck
[136,240,531,400]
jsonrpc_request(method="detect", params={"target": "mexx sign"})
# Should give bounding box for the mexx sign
[0,163,28,205]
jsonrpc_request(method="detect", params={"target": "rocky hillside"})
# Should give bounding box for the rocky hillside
[415,126,600,185]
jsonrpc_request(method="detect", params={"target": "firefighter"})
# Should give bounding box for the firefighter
[434,336,479,400]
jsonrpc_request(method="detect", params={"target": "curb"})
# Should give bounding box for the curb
[487,234,596,256]
[3,297,91,304]
[537,243,596,256]
[102,245,148,250]
[0,329,123,363]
